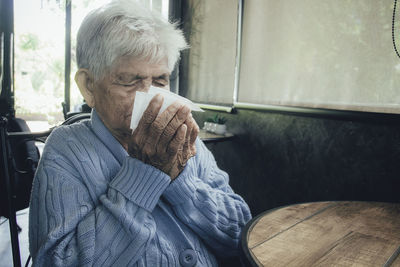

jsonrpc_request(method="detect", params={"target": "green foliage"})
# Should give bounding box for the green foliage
[206,114,227,124]
[30,71,46,91]
[19,33,40,51]
[51,59,64,79]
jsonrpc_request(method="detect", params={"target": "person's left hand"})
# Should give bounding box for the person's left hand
[169,113,199,179]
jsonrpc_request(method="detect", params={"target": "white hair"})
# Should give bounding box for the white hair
[76,0,187,80]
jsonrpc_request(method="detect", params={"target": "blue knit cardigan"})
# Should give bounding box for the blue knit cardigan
[28,110,252,266]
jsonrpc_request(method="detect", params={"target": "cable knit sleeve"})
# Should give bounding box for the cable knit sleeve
[162,139,252,258]
[29,138,170,266]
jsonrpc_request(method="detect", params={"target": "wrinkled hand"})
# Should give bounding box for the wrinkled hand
[128,94,199,180]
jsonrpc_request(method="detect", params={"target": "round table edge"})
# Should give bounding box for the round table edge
[239,200,400,267]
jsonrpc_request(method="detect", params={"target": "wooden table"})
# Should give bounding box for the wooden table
[241,201,400,267]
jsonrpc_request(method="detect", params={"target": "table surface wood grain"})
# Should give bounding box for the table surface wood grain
[241,201,400,267]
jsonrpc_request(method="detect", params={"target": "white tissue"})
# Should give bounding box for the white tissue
[130,86,203,131]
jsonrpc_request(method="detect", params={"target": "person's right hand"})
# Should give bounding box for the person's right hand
[127,94,197,180]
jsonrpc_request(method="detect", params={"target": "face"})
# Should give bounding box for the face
[92,56,170,144]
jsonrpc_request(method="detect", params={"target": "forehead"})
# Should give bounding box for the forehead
[110,56,170,77]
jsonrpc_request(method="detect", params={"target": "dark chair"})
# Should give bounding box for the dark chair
[0,118,40,218]
[0,113,91,267]
[0,117,41,267]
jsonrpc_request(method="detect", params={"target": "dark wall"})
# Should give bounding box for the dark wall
[193,109,400,216]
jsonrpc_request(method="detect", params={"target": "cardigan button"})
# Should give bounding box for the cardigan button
[179,249,197,267]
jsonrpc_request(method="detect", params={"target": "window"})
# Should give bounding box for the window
[14,0,66,129]
[182,0,400,115]
[13,0,169,131]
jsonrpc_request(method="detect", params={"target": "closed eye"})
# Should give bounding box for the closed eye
[113,79,140,87]
[153,81,167,87]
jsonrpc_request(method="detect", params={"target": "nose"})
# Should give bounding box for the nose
[135,79,151,93]
[142,78,152,92]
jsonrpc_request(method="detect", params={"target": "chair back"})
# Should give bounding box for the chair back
[0,118,39,218]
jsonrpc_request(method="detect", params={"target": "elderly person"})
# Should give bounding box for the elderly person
[28,0,251,266]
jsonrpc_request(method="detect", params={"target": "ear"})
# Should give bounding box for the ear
[75,69,96,108]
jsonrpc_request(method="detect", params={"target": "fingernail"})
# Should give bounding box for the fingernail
[181,124,188,132]
[182,105,190,114]
[155,94,163,101]
[169,102,181,113]
[172,101,183,109]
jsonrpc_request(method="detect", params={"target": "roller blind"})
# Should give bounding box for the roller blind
[238,0,400,114]
[181,0,238,105]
